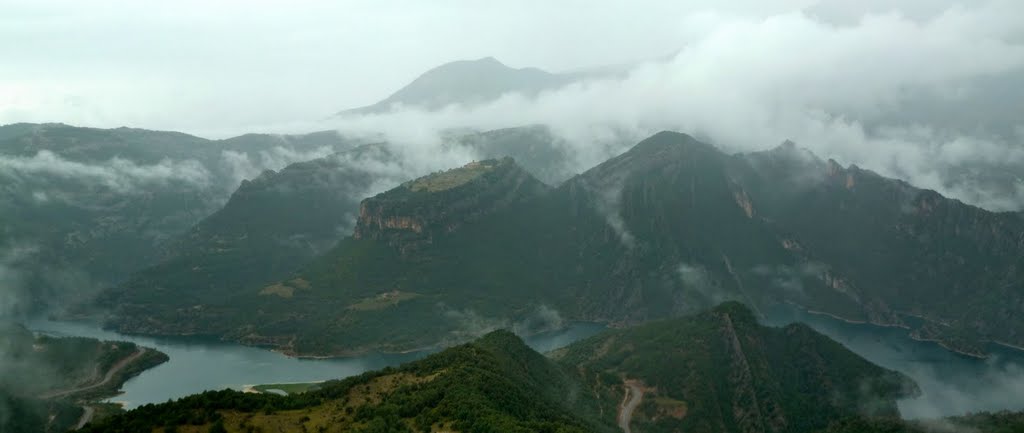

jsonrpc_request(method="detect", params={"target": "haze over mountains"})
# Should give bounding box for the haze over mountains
[96,130,1024,360]
[4,46,1024,371]
[4,1,1024,430]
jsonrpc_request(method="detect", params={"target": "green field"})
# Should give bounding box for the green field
[250,382,323,395]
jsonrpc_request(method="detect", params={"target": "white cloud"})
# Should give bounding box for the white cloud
[0,150,211,192]
[329,2,1024,210]
[220,145,337,188]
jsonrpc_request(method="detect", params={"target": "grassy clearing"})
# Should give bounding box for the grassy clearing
[250,382,323,395]
[407,161,494,192]
[259,278,311,298]
[651,396,688,419]
[347,290,420,311]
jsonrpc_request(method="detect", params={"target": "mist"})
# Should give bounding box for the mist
[326,2,1024,211]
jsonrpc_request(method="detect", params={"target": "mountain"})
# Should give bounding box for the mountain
[97,145,392,335]
[732,141,1024,355]
[103,157,553,353]
[81,303,916,433]
[554,302,917,433]
[97,125,593,345]
[101,131,1024,357]
[0,123,359,316]
[338,57,573,115]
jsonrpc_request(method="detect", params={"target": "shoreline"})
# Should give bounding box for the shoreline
[790,303,990,359]
[907,335,987,359]
[242,380,328,394]
[993,340,1024,353]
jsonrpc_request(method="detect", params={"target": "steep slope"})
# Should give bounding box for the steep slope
[106,157,551,354]
[338,57,572,115]
[81,330,613,433]
[81,305,916,433]
[100,145,392,336]
[553,302,918,433]
[101,130,1024,357]
[98,125,592,342]
[735,142,1024,355]
[0,123,358,315]
[297,131,1024,356]
[0,124,225,313]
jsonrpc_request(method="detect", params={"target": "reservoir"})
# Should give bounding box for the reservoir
[28,318,605,409]
[765,305,1024,419]
[30,307,1024,419]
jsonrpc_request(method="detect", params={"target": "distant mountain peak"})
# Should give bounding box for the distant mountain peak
[337,57,571,115]
[630,130,704,153]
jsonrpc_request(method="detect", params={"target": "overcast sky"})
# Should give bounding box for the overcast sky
[0,0,997,138]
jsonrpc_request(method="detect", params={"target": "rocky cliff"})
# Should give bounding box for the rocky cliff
[352,157,549,254]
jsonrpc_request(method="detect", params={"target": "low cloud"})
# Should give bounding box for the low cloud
[220,145,337,189]
[0,150,211,193]
[751,262,828,298]
[331,2,1024,211]
[440,304,569,345]
[678,263,739,306]
[898,356,1024,420]
[580,174,635,249]
[0,244,37,320]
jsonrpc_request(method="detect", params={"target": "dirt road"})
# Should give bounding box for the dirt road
[618,380,645,433]
[73,405,95,430]
[40,348,147,399]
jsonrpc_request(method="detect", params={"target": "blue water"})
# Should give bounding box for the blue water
[30,307,1024,419]
[28,318,606,409]
[763,305,1024,419]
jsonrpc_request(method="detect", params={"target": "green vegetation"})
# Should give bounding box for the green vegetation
[0,390,82,433]
[102,130,1024,359]
[0,323,168,432]
[82,330,612,433]
[554,302,917,433]
[407,160,495,192]
[80,303,928,433]
[0,122,355,318]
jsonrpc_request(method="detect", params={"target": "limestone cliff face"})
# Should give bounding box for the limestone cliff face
[353,158,548,254]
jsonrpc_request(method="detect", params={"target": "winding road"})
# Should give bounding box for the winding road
[618,380,645,433]
[73,406,95,430]
[40,348,147,399]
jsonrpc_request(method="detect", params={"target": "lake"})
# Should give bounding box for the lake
[764,304,1024,419]
[31,307,1024,419]
[27,318,606,409]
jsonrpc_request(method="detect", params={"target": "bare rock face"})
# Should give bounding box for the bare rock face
[353,157,549,254]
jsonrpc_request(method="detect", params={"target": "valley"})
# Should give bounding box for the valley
[5,8,1024,429]
[97,131,1024,363]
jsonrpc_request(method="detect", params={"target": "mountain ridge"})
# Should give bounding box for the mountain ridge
[100,130,1024,359]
